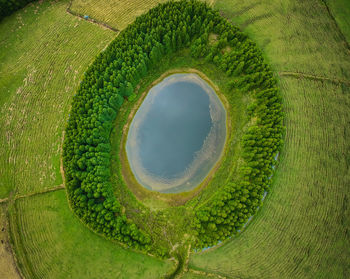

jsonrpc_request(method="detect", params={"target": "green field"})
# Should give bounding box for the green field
[69,0,168,30]
[0,0,349,278]
[0,0,115,198]
[326,0,350,43]
[69,0,216,30]
[9,191,172,279]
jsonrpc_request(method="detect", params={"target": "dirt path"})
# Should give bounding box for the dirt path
[0,201,23,279]
[15,185,65,201]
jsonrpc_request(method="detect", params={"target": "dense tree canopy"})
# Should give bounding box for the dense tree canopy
[0,0,36,20]
[63,0,284,254]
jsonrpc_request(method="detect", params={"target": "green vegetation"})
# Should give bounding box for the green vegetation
[186,0,350,278]
[63,0,283,255]
[325,0,350,42]
[0,0,36,20]
[0,0,348,278]
[0,0,114,199]
[70,0,168,30]
[189,79,350,279]
[9,190,172,279]
[0,0,173,278]
[70,0,215,30]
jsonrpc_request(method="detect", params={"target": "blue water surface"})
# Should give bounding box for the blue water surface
[126,73,226,193]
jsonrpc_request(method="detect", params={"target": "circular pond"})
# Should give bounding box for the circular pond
[126,73,227,193]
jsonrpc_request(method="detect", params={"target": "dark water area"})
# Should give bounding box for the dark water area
[138,80,211,178]
[126,73,226,193]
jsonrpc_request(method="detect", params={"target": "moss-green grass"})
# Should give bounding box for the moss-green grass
[0,0,115,198]
[9,190,172,279]
[70,0,216,30]
[214,0,350,80]
[70,0,168,30]
[180,273,207,279]
[326,0,350,43]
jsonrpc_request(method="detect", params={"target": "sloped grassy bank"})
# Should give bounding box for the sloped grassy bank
[63,0,283,257]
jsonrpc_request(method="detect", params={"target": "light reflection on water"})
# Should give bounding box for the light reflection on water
[125,73,226,193]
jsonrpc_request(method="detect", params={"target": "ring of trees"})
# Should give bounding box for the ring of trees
[63,0,284,257]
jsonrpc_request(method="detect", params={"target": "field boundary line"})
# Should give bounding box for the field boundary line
[67,0,119,33]
[279,71,350,86]
[321,0,350,52]
[0,185,66,204]
[14,184,65,201]
[0,197,9,204]
[0,192,24,278]
[186,268,230,279]
[7,196,35,279]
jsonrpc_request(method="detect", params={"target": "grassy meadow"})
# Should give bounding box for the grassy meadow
[0,0,349,278]
[70,0,168,30]
[70,0,216,30]
[9,190,172,279]
[326,0,350,42]
[0,0,115,198]
[188,79,350,278]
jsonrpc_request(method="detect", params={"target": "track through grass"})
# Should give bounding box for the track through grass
[0,204,21,279]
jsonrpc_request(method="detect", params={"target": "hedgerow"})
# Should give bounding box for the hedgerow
[63,0,284,254]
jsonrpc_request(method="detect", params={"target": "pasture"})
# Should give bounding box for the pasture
[0,0,349,278]
[69,0,216,30]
